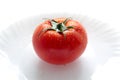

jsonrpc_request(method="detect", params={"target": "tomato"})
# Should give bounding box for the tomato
[32,18,87,65]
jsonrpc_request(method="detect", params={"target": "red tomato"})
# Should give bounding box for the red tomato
[32,18,87,65]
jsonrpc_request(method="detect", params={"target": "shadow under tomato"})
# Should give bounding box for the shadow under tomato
[35,56,94,80]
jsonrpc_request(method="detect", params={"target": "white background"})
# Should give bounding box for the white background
[0,0,120,31]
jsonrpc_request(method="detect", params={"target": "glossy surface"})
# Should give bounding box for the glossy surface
[32,18,87,64]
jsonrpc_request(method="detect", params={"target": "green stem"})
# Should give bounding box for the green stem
[50,18,73,33]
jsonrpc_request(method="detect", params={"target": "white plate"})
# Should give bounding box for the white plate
[0,50,27,80]
[0,13,120,80]
[92,56,120,80]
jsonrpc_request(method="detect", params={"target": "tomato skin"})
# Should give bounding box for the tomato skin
[32,18,87,65]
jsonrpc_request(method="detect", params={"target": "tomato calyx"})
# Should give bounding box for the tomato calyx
[46,18,73,33]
